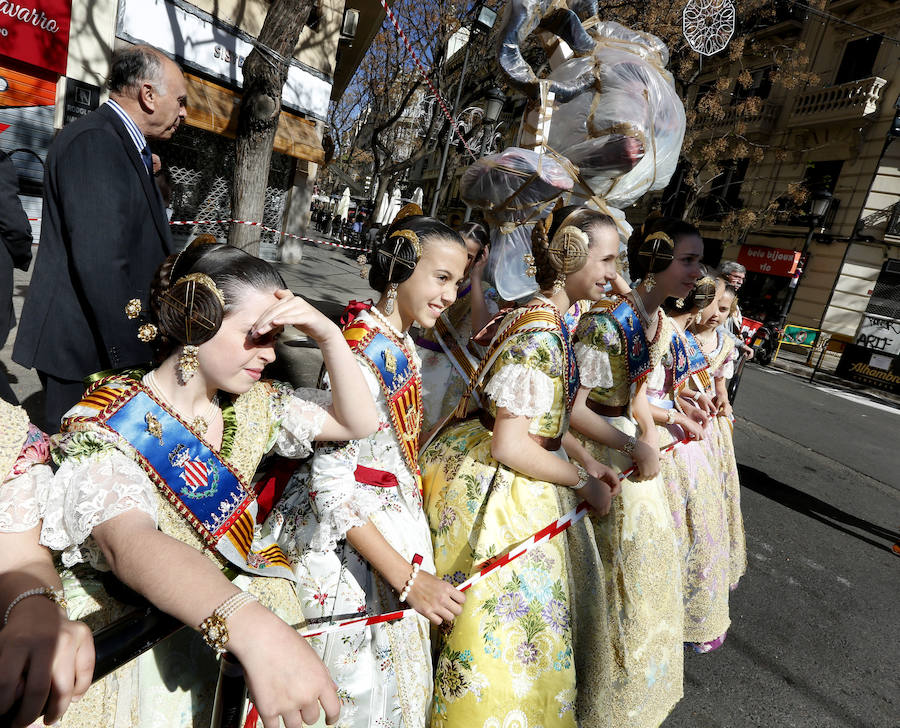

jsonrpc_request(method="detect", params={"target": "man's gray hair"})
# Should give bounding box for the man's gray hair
[108,45,166,95]
[719,261,746,277]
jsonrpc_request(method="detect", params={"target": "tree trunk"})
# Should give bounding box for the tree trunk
[231,0,313,255]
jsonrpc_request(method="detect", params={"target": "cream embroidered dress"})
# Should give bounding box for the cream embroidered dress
[572,307,684,728]
[31,372,330,728]
[416,283,499,433]
[420,302,604,728]
[700,328,745,588]
[272,309,433,728]
[649,329,730,646]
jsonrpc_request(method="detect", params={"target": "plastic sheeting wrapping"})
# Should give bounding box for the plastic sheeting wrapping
[461,21,685,301]
[547,22,685,208]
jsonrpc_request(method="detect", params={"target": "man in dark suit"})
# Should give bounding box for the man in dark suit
[0,150,33,404]
[14,45,187,428]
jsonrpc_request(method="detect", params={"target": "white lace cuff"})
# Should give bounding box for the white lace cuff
[0,463,53,532]
[574,341,615,389]
[484,363,555,418]
[274,388,332,458]
[307,490,384,552]
[40,450,158,565]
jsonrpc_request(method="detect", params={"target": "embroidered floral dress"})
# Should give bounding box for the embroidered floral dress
[420,302,602,728]
[572,306,684,728]
[272,309,433,728]
[32,371,330,728]
[416,283,499,433]
[700,328,745,588]
[0,401,53,533]
[649,327,730,647]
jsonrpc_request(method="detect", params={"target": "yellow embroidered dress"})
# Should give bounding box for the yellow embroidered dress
[36,371,330,728]
[420,302,599,728]
[572,303,684,728]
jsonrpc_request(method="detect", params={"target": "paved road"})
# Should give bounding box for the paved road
[665,366,899,727]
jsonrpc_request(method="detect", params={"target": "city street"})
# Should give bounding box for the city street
[666,365,899,728]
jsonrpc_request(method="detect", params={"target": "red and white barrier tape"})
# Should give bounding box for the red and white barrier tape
[376,0,478,162]
[168,219,369,253]
[300,438,687,640]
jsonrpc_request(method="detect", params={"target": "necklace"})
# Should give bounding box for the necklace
[369,305,407,337]
[144,370,219,435]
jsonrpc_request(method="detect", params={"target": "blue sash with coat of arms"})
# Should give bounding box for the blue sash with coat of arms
[66,381,294,580]
[598,297,653,384]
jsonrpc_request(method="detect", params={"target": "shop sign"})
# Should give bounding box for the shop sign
[737,245,801,277]
[0,0,72,75]
[835,343,900,394]
[62,77,100,125]
[116,0,331,120]
[854,312,900,356]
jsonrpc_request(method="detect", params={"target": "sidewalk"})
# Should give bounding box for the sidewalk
[1,235,373,426]
[763,346,900,409]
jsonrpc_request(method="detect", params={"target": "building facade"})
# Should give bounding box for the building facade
[1,0,378,260]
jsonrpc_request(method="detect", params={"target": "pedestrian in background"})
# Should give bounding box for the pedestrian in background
[13,45,187,429]
[0,150,32,405]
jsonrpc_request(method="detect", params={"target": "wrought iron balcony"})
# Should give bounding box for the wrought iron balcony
[789,76,887,126]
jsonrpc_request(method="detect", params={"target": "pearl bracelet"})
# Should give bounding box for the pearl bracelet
[199,591,258,654]
[3,587,67,627]
[399,554,424,603]
[666,409,677,425]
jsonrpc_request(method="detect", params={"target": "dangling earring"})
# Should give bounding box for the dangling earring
[696,312,703,325]
[675,297,685,308]
[178,345,199,383]
[552,273,566,294]
[643,273,656,293]
[385,283,398,315]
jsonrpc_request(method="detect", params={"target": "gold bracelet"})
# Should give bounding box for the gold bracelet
[619,435,637,456]
[198,591,258,654]
[3,587,67,627]
[665,409,677,425]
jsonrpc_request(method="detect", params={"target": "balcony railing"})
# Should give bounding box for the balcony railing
[790,76,887,125]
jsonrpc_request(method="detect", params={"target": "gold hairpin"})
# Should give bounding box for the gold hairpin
[389,229,422,260]
[175,273,226,307]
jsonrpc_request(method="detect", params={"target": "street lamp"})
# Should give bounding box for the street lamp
[429,1,498,217]
[777,184,833,328]
[463,86,506,221]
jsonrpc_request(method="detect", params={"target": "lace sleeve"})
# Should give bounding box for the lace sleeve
[574,342,615,389]
[40,448,158,567]
[273,387,332,459]
[484,363,556,417]
[0,463,53,532]
[303,364,386,552]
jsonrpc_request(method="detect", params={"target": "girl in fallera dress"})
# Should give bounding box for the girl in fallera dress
[691,279,746,588]
[568,227,688,728]
[417,222,499,434]
[420,206,623,728]
[653,265,731,653]
[274,207,469,728]
[28,240,381,728]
